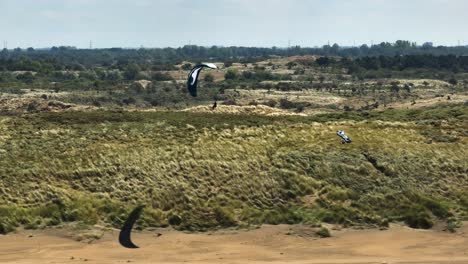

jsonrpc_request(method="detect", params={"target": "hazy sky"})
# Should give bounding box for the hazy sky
[1,0,466,48]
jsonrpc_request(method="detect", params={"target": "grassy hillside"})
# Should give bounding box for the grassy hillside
[0,105,467,233]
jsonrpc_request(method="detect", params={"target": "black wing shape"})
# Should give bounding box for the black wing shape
[119,205,145,249]
[187,66,204,97]
[187,63,217,97]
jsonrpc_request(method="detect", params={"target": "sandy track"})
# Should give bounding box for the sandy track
[1,224,467,264]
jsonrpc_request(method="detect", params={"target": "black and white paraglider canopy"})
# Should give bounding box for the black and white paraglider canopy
[187,63,217,97]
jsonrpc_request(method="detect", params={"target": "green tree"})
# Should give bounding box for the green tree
[286,61,296,69]
[124,64,141,80]
[316,57,331,67]
[107,70,123,81]
[181,63,193,71]
[390,83,400,93]
[224,69,238,80]
[129,82,145,94]
[16,72,35,84]
[204,73,215,83]
[448,78,458,86]
[152,72,173,81]
[404,84,411,93]
[318,75,326,83]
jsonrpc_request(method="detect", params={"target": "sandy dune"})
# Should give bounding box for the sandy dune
[0,224,467,264]
[181,104,307,116]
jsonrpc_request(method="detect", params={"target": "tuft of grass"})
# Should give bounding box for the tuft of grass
[316,227,331,238]
[403,208,434,229]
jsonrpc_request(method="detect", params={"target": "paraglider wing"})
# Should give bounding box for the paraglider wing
[187,63,217,97]
[119,205,145,249]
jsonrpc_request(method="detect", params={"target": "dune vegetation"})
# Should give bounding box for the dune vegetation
[1,44,467,234]
[0,105,466,234]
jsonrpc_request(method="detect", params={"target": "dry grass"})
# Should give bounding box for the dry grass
[181,104,306,116]
[0,106,467,233]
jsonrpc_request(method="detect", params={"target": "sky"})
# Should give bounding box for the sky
[0,0,467,49]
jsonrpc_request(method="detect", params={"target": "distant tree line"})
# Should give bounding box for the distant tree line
[1,40,468,69]
[1,40,467,98]
[322,55,468,72]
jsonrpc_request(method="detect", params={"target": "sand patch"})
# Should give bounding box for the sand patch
[0,224,467,264]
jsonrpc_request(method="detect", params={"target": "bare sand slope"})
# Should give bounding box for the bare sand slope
[0,224,467,264]
[181,105,307,116]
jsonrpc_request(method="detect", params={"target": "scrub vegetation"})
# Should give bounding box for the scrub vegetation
[0,105,466,233]
[1,41,467,234]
